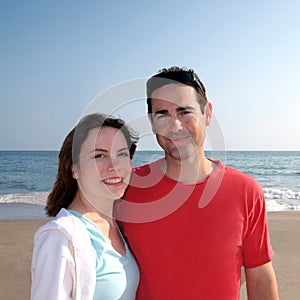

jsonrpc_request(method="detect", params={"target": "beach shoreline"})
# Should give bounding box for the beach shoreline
[0,211,299,299]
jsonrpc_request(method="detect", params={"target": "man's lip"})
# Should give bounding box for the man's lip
[168,135,189,142]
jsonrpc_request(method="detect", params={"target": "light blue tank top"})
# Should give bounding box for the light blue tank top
[69,210,139,300]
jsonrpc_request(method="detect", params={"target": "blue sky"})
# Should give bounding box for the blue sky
[1,0,299,151]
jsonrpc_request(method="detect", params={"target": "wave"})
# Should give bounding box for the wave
[263,188,300,200]
[263,188,300,211]
[0,192,48,205]
[1,189,300,212]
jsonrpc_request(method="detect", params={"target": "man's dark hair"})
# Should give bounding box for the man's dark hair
[146,66,208,114]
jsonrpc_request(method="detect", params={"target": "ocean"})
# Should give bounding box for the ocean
[0,150,299,219]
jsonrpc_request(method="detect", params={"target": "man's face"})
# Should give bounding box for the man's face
[149,83,212,160]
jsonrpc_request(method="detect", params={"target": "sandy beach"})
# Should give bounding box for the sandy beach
[240,211,300,299]
[0,212,299,300]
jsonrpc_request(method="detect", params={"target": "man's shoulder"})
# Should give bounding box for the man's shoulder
[132,159,163,176]
[132,163,151,175]
[224,165,262,189]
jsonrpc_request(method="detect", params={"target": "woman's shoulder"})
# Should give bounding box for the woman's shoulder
[34,208,89,244]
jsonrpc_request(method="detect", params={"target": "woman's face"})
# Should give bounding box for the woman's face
[73,126,132,205]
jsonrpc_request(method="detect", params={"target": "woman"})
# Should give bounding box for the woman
[31,113,140,300]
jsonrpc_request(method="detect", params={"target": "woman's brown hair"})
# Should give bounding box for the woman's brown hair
[46,113,138,217]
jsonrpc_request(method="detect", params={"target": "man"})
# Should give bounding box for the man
[115,66,279,299]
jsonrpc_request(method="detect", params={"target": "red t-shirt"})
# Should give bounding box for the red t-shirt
[115,159,273,300]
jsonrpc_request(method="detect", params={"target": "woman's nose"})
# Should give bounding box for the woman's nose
[106,157,121,172]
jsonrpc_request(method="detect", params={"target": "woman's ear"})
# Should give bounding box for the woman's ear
[72,165,79,179]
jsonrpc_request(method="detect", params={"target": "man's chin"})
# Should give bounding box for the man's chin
[166,147,197,161]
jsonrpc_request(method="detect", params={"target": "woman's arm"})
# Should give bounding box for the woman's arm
[31,230,75,300]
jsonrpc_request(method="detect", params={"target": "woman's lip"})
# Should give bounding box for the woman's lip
[102,177,123,185]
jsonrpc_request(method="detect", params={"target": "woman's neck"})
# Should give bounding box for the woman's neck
[68,192,114,220]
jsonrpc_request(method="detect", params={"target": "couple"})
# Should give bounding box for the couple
[31,66,279,299]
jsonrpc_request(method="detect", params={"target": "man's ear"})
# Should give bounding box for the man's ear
[72,165,79,179]
[148,113,156,133]
[204,102,213,126]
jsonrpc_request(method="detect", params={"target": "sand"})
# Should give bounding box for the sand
[241,211,300,299]
[0,212,299,300]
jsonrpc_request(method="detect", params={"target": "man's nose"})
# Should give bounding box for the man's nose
[168,116,183,132]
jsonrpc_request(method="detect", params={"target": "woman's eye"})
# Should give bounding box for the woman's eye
[95,154,105,159]
[118,152,129,157]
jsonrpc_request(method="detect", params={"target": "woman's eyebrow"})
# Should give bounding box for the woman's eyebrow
[91,147,129,154]
[117,147,130,153]
[88,148,107,155]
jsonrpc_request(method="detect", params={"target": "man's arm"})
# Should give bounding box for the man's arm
[245,262,279,300]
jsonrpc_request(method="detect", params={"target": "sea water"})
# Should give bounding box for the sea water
[0,150,299,219]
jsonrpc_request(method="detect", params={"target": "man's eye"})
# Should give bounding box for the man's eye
[156,114,168,120]
[178,110,193,119]
[95,154,105,159]
[181,110,192,115]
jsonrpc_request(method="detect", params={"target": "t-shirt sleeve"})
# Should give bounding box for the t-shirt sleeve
[241,182,273,268]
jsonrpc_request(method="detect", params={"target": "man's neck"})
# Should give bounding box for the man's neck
[162,154,216,183]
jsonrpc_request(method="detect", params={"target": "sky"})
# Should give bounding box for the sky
[1,0,300,151]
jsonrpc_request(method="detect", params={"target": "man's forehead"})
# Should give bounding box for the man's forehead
[151,83,198,102]
[151,95,198,110]
[151,82,196,97]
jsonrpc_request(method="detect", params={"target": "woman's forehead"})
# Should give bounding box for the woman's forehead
[82,127,127,152]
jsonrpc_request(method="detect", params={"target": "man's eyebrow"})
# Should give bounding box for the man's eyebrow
[154,109,169,115]
[154,106,196,115]
[176,106,195,112]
